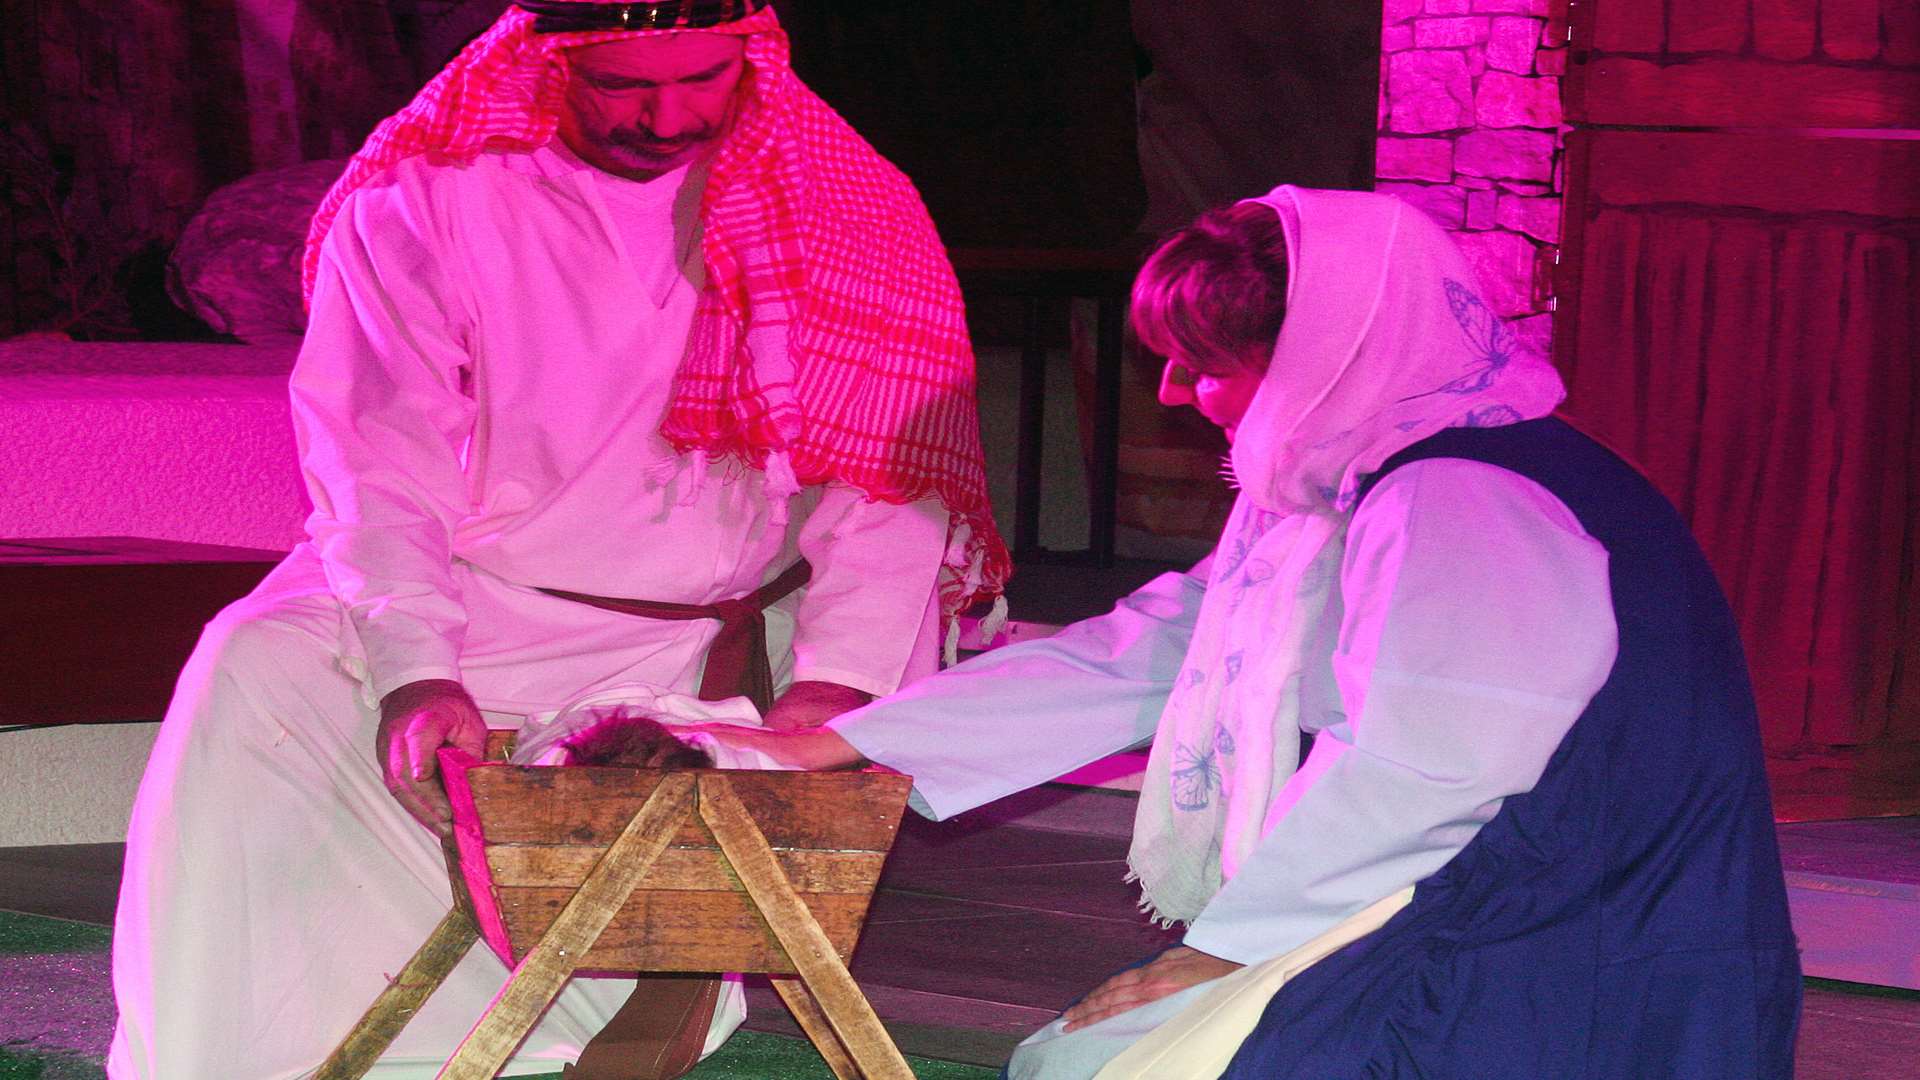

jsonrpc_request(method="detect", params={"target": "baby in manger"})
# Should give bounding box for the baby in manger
[509,685,792,772]
[557,710,718,770]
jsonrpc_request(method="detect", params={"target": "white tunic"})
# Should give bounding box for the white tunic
[295,143,947,708]
[108,144,947,1079]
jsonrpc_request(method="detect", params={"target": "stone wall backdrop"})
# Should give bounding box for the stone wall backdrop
[1375,0,1567,358]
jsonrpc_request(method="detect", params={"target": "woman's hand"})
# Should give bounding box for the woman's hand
[692,723,868,771]
[1060,946,1243,1032]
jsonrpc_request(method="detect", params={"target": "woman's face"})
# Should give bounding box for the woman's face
[1157,353,1266,443]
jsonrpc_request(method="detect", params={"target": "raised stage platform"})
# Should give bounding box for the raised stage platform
[1780,815,1920,991]
[4,806,1918,1077]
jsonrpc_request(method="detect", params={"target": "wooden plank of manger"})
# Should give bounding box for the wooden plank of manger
[439,772,700,1080]
[771,976,864,1080]
[698,774,916,1080]
[323,756,916,1079]
[314,839,485,1079]
[461,764,907,971]
[430,756,914,1073]
[463,765,909,852]
[485,844,887,894]
[494,886,875,972]
[487,840,887,971]
[313,908,480,1079]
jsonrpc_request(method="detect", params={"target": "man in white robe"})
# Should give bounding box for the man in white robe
[107,4,1007,1078]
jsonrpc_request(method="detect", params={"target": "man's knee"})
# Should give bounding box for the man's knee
[193,602,339,684]
[186,548,346,689]
[164,594,356,748]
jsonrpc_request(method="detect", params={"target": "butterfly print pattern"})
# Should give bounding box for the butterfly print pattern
[1172,741,1222,811]
[1213,721,1237,756]
[1464,403,1523,428]
[1399,278,1515,403]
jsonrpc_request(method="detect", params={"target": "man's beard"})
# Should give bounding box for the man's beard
[602,125,716,171]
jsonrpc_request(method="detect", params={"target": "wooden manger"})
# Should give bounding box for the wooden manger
[316,745,918,1080]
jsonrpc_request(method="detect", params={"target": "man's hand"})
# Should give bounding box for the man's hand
[762,680,871,732]
[376,678,486,838]
[689,725,867,771]
[1060,946,1243,1032]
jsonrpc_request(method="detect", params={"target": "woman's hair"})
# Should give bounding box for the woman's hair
[1130,200,1289,375]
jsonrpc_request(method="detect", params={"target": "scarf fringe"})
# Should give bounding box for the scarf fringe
[761,449,801,528]
[976,593,1010,646]
[1122,865,1188,930]
[943,617,961,669]
[676,449,711,507]
[942,592,1011,667]
[1218,453,1241,491]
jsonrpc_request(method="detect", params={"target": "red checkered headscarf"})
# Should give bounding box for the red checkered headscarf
[304,2,1008,618]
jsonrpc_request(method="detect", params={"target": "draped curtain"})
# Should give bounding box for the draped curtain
[1561,206,1920,751]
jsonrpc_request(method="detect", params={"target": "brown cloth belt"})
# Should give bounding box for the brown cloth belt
[540,558,812,716]
[543,559,810,1079]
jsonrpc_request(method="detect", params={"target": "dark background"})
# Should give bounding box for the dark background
[0,0,1381,340]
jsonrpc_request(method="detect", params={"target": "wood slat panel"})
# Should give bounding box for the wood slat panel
[438,774,698,1080]
[1820,0,1884,60]
[486,844,886,894]
[1581,56,1920,127]
[1559,206,1920,749]
[1753,0,1818,59]
[1581,130,1920,219]
[466,767,912,852]
[1668,3,1749,53]
[496,887,874,971]
[1590,0,1664,52]
[1888,0,1920,65]
[695,774,919,1080]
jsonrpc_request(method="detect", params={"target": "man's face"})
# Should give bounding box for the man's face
[557,33,746,181]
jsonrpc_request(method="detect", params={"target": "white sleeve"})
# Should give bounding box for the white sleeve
[1182,460,1617,965]
[789,489,946,698]
[830,560,1211,820]
[290,175,478,702]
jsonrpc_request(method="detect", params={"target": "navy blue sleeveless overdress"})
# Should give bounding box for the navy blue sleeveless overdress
[1219,418,1800,1079]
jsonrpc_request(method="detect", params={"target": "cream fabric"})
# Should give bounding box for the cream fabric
[108,548,733,1079]
[510,682,792,771]
[1092,888,1414,1080]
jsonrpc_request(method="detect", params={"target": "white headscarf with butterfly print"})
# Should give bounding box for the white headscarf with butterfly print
[1126,186,1567,925]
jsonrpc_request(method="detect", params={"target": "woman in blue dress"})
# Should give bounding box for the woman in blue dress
[708,185,1801,1078]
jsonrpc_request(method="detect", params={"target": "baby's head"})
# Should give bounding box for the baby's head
[560,707,714,769]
